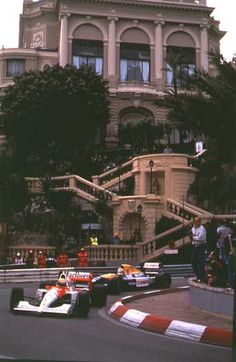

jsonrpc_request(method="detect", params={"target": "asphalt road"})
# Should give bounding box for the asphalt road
[0,280,231,362]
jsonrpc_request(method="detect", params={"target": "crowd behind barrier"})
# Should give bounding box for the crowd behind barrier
[189,217,236,290]
[3,216,236,289]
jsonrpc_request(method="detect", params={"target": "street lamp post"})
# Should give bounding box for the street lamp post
[148,159,154,193]
[137,204,143,243]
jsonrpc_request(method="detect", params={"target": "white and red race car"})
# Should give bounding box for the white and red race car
[10,271,107,318]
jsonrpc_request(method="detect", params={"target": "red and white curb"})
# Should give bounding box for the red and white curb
[107,287,232,348]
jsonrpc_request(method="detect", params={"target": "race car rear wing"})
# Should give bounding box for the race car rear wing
[141,262,163,274]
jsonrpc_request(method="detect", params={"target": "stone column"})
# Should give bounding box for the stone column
[200,24,209,72]
[59,14,70,67]
[154,19,165,90]
[107,16,118,81]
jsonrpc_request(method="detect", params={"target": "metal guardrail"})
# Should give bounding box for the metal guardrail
[0,264,193,283]
[163,264,194,277]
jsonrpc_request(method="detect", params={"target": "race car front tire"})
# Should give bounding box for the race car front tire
[75,291,90,318]
[10,287,24,311]
[91,285,107,307]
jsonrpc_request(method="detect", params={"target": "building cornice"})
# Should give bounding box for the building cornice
[23,0,213,15]
[60,0,213,14]
[0,48,58,58]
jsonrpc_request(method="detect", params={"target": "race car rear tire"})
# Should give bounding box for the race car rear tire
[75,291,90,318]
[108,278,121,295]
[155,273,171,289]
[162,273,172,288]
[91,285,107,307]
[10,287,24,311]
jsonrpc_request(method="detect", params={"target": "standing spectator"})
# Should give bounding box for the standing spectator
[56,251,69,267]
[26,250,35,268]
[216,220,231,262]
[90,234,98,246]
[37,250,47,268]
[163,144,173,154]
[46,252,56,268]
[77,248,88,267]
[221,227,234,289]
[110,233,120,245]
[205,218,218,252]
[190,217,207,283]
[15,252,24,265]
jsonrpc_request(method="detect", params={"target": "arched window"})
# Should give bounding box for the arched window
[72,39,103,75]
[120,43,150,82]
[166,32,196,87]
[120,28,150,83]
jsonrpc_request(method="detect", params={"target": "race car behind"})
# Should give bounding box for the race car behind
[93,262,171,293]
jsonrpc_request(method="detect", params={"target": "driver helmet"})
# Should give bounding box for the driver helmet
[117,267,124,275]
[57,277,66,287]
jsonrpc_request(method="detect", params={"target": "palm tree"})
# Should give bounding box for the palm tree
[157,53,236,211]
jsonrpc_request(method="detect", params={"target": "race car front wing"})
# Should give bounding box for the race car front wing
[13,300,73,316]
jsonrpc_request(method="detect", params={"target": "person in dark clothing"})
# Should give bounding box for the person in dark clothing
[206,249,227,288]
[26,250,34,268]
[205,219,218,252]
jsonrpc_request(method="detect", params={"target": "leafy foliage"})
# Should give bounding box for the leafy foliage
[119,119,164,154]
[0,154,29,221]
[157,54,236,211]
[1,64,110,177]
[155,216,181,235]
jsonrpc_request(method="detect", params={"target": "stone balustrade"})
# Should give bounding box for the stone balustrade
[8,245,56,263]
[85,244,141,263]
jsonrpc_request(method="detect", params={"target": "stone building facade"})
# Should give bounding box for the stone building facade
[0,0,226,257]
[0,0,224,148]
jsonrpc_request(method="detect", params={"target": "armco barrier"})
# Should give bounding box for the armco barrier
[0,264,194,283]
[0,267,115,283]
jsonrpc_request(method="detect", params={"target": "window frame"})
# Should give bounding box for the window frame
[166,46,196,87]
[120,42,150,83]
[72,39,104,75]
[6,59,25,78]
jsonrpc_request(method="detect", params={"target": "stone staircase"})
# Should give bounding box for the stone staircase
[24,155,216,263]
[26,174,116,202]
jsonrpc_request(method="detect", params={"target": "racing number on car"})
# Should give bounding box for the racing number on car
[135,278,149,287]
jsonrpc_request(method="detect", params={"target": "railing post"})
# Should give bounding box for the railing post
[69,176,76,188]
[136,243,142,260]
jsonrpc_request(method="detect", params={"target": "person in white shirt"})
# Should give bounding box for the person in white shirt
[190,217,207,283]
